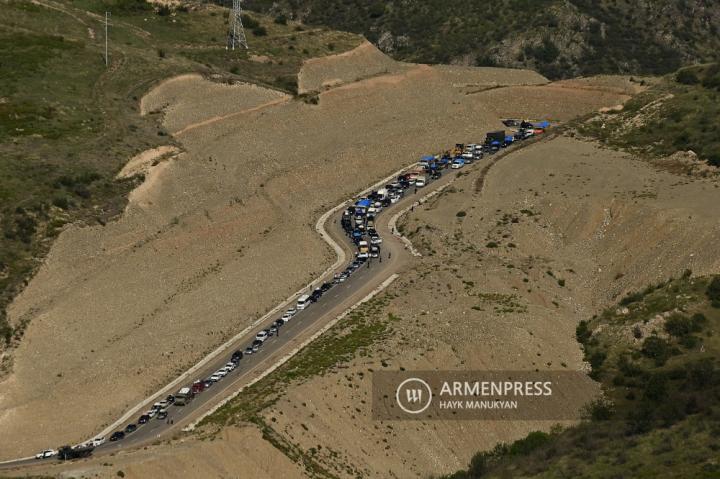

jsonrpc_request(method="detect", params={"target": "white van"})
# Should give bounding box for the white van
[297,294,311,310]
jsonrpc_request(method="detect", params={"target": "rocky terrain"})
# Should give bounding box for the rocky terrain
[245,0,720,79]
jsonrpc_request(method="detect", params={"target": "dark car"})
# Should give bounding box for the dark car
[320,282,332,292]
[274,319,284,328]
[109,431,125,442]
[231,350,243,362]
[191,381,206,394]
[252,339,263,348]
[166,394,176,404]
[125,424,137,434]
[138,414,150,424]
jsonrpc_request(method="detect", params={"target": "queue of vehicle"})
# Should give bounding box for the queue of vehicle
[35,120,548,460]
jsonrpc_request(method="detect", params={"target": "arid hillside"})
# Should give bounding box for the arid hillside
[2,48,672,478]
[1,42,617,460]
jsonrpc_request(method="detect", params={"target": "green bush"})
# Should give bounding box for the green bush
[576,320,592,344]
[641,336,672,366]
[508,431,551,456]
[676,68,700,85]
[252,26,268,36]
[241,14,259,29]
[707,276,720,307]
[664,313,693,337]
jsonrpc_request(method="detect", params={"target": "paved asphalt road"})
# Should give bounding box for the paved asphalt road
[3,161,469,471]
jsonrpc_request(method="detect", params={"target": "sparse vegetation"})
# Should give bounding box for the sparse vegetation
[0,0,360,355]
[576,63,720,168]
[444,274,720,478]
[244,0,720,79]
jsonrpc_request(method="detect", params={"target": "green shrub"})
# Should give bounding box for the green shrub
[252,26,268,36]
[456,211,466,217]
[576,320,592,344]
[508,431,551,456]
[707,276,720,307]
[241,14,259,29]
[641,336,672,366]
[274,14,288,25]
[676,68,700,85]
[664,313,693,337]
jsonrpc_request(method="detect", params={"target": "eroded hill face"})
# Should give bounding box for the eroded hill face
[5,45,659,478]
[0,43,587,460]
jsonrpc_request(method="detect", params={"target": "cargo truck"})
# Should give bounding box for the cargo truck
[174,387,194,406]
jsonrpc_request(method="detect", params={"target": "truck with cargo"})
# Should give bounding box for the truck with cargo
[174,387,194,406]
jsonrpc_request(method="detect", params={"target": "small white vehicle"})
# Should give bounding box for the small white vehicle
[35,449,57,459]
[357,252,369,260]
[146,409,157,418]
[225,362,236,370]
[255,330,269,342]
[415,177,426,187]
[389,195,400,204]
[370,235,382,245]
[209,373,222,382]
[285,307,296,316]
[91,437,106,447]
[217,369,228,377]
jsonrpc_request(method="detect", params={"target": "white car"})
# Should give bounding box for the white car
[280,313,292,322]
[370,235,382,245]
[91,437,106,447]
[415,178,427,187]
[35,449,57,459]
[255,331,269,342]
[209,373,222,382]
[225,362,236,371]
[146,409,157,418]
[285,308,296,317]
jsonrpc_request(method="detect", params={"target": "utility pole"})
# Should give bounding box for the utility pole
[105,11,110,66]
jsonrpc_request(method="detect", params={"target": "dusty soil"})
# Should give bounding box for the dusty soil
[298,41,410,94]
[0,43,635,464]
[236,136,720,479]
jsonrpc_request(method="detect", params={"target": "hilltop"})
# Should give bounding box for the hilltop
[244,0,720,79]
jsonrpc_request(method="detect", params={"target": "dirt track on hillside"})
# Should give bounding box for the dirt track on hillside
[0,42,637,463]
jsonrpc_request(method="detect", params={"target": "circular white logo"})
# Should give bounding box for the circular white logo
[395,377,433,414]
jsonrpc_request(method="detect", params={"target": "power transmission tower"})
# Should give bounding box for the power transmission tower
[227,0,248,50]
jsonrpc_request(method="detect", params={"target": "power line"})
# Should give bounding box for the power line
[105,11,110,66]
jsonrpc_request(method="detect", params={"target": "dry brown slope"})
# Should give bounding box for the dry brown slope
[32,130,719,479]
[0,56,623,460]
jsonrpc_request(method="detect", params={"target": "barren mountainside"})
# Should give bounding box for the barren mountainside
[244,0,720,79]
